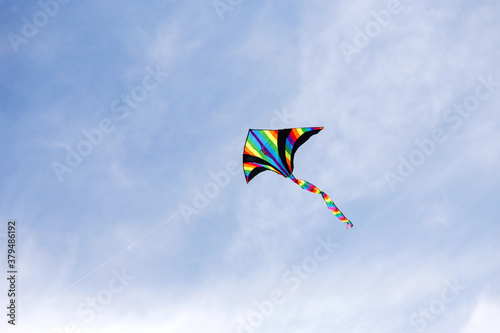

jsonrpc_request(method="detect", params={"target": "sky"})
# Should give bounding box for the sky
[1,0,500,332]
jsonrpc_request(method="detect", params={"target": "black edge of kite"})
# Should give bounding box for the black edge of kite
[242,129,253,183]
[246,167,269,183]
[243,155,278,183]
[277,128,293,175]
[290,128,323,172]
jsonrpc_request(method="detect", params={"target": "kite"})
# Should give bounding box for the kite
[243,127,353,228]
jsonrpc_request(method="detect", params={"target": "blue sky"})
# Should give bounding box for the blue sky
[1,0,500,332]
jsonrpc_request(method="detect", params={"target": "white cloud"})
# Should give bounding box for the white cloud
[461,297,500,333]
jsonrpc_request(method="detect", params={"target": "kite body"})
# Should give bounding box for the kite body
[243,127,353,228]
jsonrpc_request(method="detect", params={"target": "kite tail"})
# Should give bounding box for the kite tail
[288,174,353,229]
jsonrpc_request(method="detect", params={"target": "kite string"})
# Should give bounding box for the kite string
[288,174,353,228]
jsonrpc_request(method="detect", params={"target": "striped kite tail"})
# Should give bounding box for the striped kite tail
[288,174,353,229]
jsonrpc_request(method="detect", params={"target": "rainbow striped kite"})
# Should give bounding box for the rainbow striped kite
[243,127,353,228]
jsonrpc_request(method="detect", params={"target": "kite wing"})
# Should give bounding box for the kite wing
[243,127,324,182]
[242,127,353,228]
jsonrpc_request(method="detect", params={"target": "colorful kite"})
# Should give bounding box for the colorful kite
[243,127,353,228]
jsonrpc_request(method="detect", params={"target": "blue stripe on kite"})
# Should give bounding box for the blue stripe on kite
[251,131,290,176]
